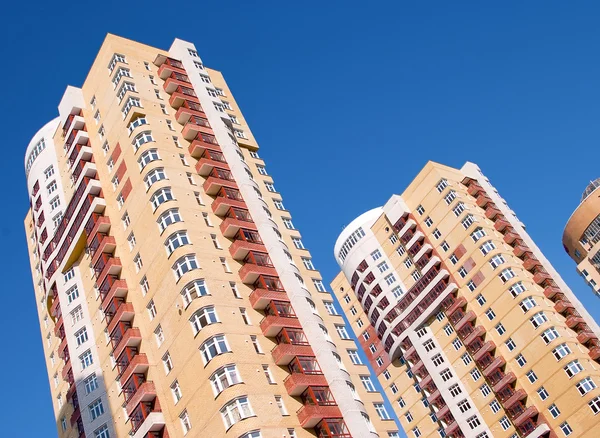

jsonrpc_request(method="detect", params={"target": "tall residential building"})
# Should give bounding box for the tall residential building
[563,179,600,297]
[24,34,397,438]
[331,161,600,438]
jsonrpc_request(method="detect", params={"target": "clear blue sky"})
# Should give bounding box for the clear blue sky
[2,2,600,436]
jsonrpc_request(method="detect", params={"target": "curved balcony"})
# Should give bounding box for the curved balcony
[444,419,460,436]
[239,263,278,284]
[284,373,327,396]
[196,155,229,177]
[454,310,476,331]
[107,302,135,334]
[249,288,289,310]
[436,404,451,420]
[119,353,149,386]
[112,327,142,358]
[125,381,157,416]
[272,344,314,365]
[446,296,467,316]
[504,231,520,244]
[175,102,204,124]
[412,359,425,374]
[492,372,516,392]
[182,116,212,141]
[298,405,342,429]
[554,300,574,313]
[544,286,562,299]
[203,175,238,195]
[220,216,257,238]
[420,374,433,388]
[156,57,185,78]
[260,315,302,337]
[483,356,506,376]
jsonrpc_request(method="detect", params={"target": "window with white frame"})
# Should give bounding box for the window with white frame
[200,335,230,364]
[220,397,254,429]
[190,306,219,335]
[173,254,199,280]
[150,187,174,210]
[165,231,191,256]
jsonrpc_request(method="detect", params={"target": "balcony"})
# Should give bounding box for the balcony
[544,286,562,299]
[85,214,111,245]
[502,388,527,409]
[446,296,466,316]
[90,235,116,266]
[182,116,212,141]
[454,310,476,331]
[523,257,542,272]
[100,276,128,311]
[485,206,501,219]
[464,325,486,346]
[473,341,496,361]
[175,101,205,124]
[58,336,68,358]
[203,175,238,195]
[229,239,266,260]
[119,353,149,386]
[533,271,552,285]
[220,216,257,238]
[589,346,600,360]
[467,182,483,196]
[212,193,247,216]
[260,315,302,337]
[284,373,327,396]
[163,72,192,94]
[130,401,164,436]
[61,359,72,380]
[566,315,586,329]
[494,218,511,232]
[68,144,93,169]
[197,157,228,182]
[70,405,81,427]
[112,327,142,358]
[554,300,574,313]
[239,263,278,284]
[427,389,442,404]
[412,359,424,374]
[126,381,157,415]
[492,372,516,392]
[504,231,520,244]
[169,86,198,108]
[420,374,433,388]
[444,420,460,436]
[513,406,538,426]
[189,135,221,158]
[436,404,451,420]
[476,194,492,208]
[272,343,314,365]
[578,331,598,344]
[107,302,135,334]
[297,405,342,429]
[249,288,289,310]
[513,244,532,258]
[94,256,122,286]
[483,356,506,376]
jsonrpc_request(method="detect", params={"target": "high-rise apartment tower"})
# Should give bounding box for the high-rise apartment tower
[24,35,398,438]
[331,162,600,438]
[563,179,600,297]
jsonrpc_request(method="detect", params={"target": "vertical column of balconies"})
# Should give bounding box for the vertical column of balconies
[157,55,351,438]
[463,179,600,364]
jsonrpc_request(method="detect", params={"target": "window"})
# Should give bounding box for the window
[323,301,338,315]
[361,375,376,392]
[560,422,573,436]
[67,285,79,304]
[239,307,251,325]
[485,308,496,320]
[433,229,442,239]
[549,403,561,418]
[138,148,160,169]
[526,370,538,383]
[80,350,93,369]
[577,377,596,395]
[47,180,57,194]
[220,397,254,429]
[416,205,425,215]
[441,241,450,252]
[276,395,288,416]
[444,324,454,336]
[122,211,130,228]
[118,81,137,102]
[263,365,275,384]
[489,254,505,269]
[432,354,444,366]
[162,352,173,374]
[588,396,600,414]
[157,209,182,233]
[89,398,105,420]
[467,416,481,429]
[480,240,496,255]
[480,384,491,397]
[396,245,406,256]
[374,403,390,420]
[180,410,192,434]
[444,190,456,205]
[71,305,84,325]
[404,258,413,268]
[147,300,157,320]
[462,214,476,229]
[538,386,549,400]
[94,425,110,438]
[453,202,466,216]
[165,231,191,256]
[440,369,453,382]
[50,196,60,210]
[397,397,406,408]
[531,311,548,328]
[122,96,142,117]
[423,339,435,352]
[564,360,583,378]
[75,327,88,346]
[336,325,350,340]
[302,257,315,270]
[172,254,199,280]
[150,187,174,210]
[154,325,165,346]
[384,273,396,285]
[377,261,389,273]
[200,335,230,364]
[190,306,219,335]
[348,350,362,365]
[500,416,510,431]
[499,268,515,283]
[458,399,471,413]
[144,167,167,189]
[449,384,462,397]
[488,399,500,413]
[520,297,537,312]
[471,227,487,242]
[424,217,433,227]
[133,253,143,272]
[210,365,241,395]
[64,268,75,283]
[476,294,486,306]
[84,374,99,394]
[412,427,421,438]
[470,368,482,382]
[140,276,150,295]
[509,281,526,297]
[171,380,182,403]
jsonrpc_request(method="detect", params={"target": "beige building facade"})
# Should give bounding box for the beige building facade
[24,35,398,438]
[331,162,600,438]
[563,179,600,297]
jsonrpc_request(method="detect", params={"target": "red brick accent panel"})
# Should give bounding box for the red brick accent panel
[471,271,485,286]
[115,161,127,181]
[454,244,467,260]
[121,179,132,201]
[111,143,121,162]
[358,324,391,376]
[463,257,476,272]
